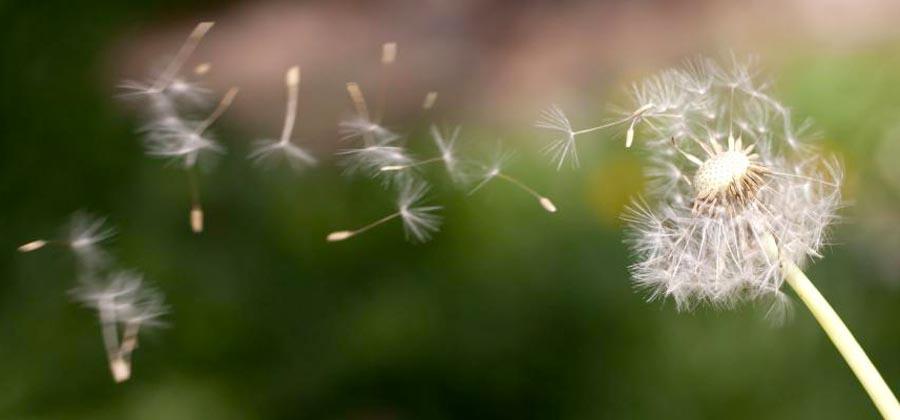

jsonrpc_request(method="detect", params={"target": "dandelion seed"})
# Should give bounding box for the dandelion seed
[536,103,657,169]
[249,66,317,170]
[144,87,237,167]
[340,83,399,146]
[469,148,557,213]
[327,180,442,243]
[119,22,215,103]
[18,212,116,272]
[72,271,167,383]
[379,125,469,184]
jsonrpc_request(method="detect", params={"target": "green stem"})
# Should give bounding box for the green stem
[763,234,900,419]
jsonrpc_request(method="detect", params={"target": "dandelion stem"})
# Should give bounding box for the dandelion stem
[762,233,900,419]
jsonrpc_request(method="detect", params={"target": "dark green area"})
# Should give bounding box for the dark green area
[2,1,899,419]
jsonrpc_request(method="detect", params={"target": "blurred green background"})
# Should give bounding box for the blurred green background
[3,0,900,419]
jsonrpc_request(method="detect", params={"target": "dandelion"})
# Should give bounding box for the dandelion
[18,212,116,273]
[469,147,557,213]
[72,271,167,383]
[619,56,899,417]
[327,180,442,243]
[249,66,317,170]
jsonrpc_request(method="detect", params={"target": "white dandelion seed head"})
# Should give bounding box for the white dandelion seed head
[73,271,168,328]
[396,180,442,243]
[622,56,843,311]
[249,139,317,171]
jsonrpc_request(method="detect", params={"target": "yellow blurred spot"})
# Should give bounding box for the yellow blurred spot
[585,154,644,227]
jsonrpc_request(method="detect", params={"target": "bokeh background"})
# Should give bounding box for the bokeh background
[3,0,900,418]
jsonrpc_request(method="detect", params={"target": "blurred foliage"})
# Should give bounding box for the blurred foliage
[2,1,900,419]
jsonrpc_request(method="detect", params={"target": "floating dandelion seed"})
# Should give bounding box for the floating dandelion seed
[144,87,239,233]
[535,102,657,169]
[339,82,402,145]
[121,21,237,234]
[469,147,557,213]
[72,271,167,383]
[619,56,899,418]
[19,212,116,273]
[119,22,215,104]
[338,82,411,186]
[380,125,470,185]
[249,66,317,170]
[327,180,442,243]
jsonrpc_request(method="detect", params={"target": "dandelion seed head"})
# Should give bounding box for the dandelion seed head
[623,56,843,312]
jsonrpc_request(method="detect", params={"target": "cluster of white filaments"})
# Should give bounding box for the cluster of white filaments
[609,56,843,312]
[328,42,557,243]
[19,213,166,382]
[120,22,238,234]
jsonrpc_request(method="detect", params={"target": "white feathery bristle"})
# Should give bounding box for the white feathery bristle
[536,105,578,169]
[397,180,442,243]
[327,231,354,242]
[18,240,47,252]
[539,197,557,213]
